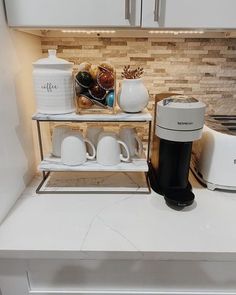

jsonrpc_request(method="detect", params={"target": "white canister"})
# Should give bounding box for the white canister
[33,49,75,114]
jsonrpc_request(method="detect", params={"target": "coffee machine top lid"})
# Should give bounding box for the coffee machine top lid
[163,95,198,106]
[160,95,205,109]
[156,95,206,142]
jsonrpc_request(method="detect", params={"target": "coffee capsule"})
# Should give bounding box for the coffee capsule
[106,91,115,107]
[76,71,93,88]
[98,62,114,73]
[89,64,100,80]
[76,94,93,109]
[97,71,114,91]
[75,80,86,95]
[89,82,106,100]
[77,62,92,72]
[90,97,107,108]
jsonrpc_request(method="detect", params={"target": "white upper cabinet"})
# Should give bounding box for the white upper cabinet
[142,0,236,28]
[4,0,141,27]
[141,0,162,28]
[4,0,236,29]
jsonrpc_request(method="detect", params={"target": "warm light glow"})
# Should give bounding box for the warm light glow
[62,30,116,34]
[149,30,204,35]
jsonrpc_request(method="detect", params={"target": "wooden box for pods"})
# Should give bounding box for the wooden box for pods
[74,62,116,115]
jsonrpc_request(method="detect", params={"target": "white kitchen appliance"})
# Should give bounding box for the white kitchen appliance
[192,115,236,191]
[149,95,206,207]
[33,49,75,114]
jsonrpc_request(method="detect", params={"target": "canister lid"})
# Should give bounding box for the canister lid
[33,49,73,66]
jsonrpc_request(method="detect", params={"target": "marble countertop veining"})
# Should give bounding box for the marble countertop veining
[0,174,236,260]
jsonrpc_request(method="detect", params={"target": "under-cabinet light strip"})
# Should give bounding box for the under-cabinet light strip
[62,30,116,34]
[61,29,204,35]
[149,30,204,35]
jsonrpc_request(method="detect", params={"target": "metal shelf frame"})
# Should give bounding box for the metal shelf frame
[33,112,152,194]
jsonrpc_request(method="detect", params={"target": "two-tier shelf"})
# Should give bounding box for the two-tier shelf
[32,109,152,194]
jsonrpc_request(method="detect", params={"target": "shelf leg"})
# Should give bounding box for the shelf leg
[147,120,152,161]
[36,172,50,194]
[145,172,151,194]
[36,120,46,179]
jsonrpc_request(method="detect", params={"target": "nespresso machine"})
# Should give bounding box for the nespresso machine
[149,95,206,208]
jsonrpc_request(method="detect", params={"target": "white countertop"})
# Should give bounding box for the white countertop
[0,173,236,261]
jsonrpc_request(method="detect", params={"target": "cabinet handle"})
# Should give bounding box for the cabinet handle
[154,0,160,22]
[125,0,130,20]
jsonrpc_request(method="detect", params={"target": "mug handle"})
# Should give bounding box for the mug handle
[134,134,143,158]
[117,140,130,162]
[84,138,96,160]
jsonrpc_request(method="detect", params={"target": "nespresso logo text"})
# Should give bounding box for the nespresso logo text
[41,82,58,92]
[177,121,193,125]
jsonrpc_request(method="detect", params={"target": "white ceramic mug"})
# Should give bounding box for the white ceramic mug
[119,127,143,158]
[97,132,130,166]
[86,126,104,155]
[61,131,96,166]
[52,125,71,157]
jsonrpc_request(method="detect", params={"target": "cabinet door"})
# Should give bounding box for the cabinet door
[141,0,162,28]
[0,260,29,295]
[142,0,236,28]
[5,0,141,27]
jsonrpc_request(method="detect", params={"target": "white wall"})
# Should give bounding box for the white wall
[0,0,41,224]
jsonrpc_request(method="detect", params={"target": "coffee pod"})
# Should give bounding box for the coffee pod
[76,71,93,88]
[98,62,114,73]
[89,64,100,80]
[75,80,86,95]
[77,62,92,72]
[106,91,115,107]
[97,71,114,91]
[90,97,107,108]
[89,82,106,100]
[76,94,93,109]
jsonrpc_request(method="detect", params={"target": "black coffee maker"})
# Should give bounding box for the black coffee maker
[149,95,205,208]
